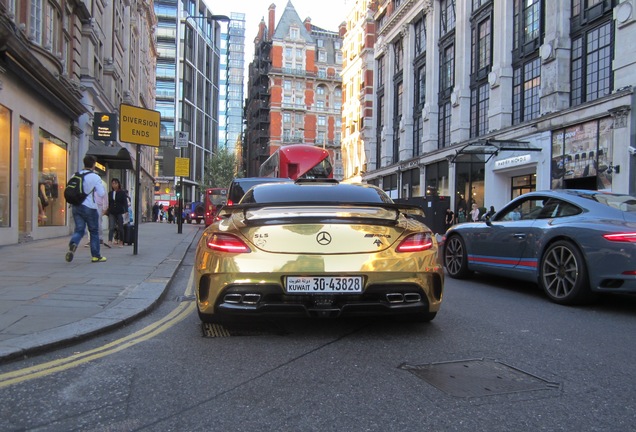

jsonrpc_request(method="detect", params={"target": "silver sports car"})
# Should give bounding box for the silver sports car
[443,190,636,305]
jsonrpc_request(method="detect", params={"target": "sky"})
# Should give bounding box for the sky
[209,0,353,61]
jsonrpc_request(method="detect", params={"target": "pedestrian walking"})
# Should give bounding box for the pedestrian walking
[66,154,107,263]
[84,179,110,249]
[152,202,159,222]
[470,203,481,222]
[444,208,455,230]
[457,208,467,223]
[107,178,127,247]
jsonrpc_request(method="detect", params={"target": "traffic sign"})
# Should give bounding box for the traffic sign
[175,131,189,148]
[175,157,190,177]
[119,104,161,147]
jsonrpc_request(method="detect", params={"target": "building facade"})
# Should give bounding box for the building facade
[0,0,156,245]
[364,0,635,230]
[341,0,379,182]
[219,12,245,172]
[244,1,345,178]
[153,0,227,205]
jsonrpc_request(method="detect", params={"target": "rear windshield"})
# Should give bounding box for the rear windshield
[229,178,292,203]
[242,183,393,204]
[583,192,636,212]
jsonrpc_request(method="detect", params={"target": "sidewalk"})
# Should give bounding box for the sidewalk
[0,221,202,363]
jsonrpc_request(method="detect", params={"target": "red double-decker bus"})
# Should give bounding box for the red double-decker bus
[203,187,228,226]
[258,144,333,180]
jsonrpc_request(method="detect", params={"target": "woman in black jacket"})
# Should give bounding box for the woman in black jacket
[107,178,127,247]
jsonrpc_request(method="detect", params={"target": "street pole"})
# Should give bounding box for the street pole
[177,179,183,234]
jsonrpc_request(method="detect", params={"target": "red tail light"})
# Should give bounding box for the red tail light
[603,233,636,242]
[206,233,251,253]
[396,233,433,252]
[227,199,234,206]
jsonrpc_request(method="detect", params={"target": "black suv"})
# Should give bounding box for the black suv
[227,177,293,205]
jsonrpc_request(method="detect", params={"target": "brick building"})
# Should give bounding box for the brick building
[244,1,345,177]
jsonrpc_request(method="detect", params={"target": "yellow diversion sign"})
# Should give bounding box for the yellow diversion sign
[119,104,161,147]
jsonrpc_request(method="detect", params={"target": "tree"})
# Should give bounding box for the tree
[200,147,241,189]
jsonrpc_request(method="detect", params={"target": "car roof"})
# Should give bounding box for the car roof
[240,181,394,204]
[507,189,636,214]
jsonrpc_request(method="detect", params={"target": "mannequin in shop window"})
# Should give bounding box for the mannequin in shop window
[38,168,53,223]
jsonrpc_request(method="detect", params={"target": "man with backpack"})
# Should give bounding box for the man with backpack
[65,154,107,263]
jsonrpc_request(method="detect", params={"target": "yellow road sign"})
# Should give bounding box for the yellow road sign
[175,157,190,177]
[119,104,161,146]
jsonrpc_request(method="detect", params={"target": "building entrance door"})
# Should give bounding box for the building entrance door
[511,174,536,200]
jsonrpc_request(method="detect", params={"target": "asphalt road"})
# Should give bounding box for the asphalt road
[1,247,635,431]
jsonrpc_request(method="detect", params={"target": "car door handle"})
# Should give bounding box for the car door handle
[513,233,526,239]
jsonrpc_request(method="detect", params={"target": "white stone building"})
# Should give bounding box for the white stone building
[364,0,635,232]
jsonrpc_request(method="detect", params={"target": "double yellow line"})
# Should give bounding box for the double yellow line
[0,272,196,389]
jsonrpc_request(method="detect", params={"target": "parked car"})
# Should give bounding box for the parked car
[443,189,636,305]
[194,179,444,323]
[184,201,205,224]
[226,177,294,205]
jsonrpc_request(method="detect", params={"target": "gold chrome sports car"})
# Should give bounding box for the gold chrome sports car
[194,179,444,323]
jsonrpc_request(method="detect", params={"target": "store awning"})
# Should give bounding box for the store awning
[449,139,542,163]
[86,142,133,170]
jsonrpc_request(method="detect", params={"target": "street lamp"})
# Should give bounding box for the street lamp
[176,12,230,234]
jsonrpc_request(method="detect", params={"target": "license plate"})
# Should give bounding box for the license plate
[286,276,363,294]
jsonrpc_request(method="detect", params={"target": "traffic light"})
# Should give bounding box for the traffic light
[176,191,181,198]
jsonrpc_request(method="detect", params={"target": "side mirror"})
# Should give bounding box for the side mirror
[485,215,492,227]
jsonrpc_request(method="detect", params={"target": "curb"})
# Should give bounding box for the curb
[0,227,198,363]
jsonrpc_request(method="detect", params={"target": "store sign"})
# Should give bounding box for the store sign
[494,154,531,169]
[93,112,117,141]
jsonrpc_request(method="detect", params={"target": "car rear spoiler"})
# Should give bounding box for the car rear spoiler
[217,201,425,223]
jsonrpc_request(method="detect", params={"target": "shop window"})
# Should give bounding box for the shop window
[401,168,421,198]
[0,105,10,227]
[551,117,613,191]
[425,160,449,197]
[38,130,67,226]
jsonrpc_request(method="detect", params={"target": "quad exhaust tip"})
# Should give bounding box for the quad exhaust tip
[223,293,262,305]
[386,293,421,303]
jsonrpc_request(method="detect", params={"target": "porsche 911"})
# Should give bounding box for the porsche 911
[443,189,636,305]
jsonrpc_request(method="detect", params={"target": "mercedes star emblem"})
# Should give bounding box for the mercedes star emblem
[316,231,332,245]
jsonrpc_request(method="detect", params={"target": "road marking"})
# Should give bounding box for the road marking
[0,271,195,389]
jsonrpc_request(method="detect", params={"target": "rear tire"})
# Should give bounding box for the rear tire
[539,240,595,305]
[197,303,224,324]
[444,235,472,279]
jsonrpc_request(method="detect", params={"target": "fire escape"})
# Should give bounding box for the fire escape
[245,39,272,176]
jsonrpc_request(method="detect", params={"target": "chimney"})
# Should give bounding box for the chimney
[268,3,276,40]
[257,18,266,42]
[304,17,312,33]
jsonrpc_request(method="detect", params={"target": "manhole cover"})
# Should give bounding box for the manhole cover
[400,358,560,398]
[202,322,288,338]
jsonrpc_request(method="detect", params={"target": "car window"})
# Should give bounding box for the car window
[242,183,392,204]
[591,194,636,213]
[498,197,547,221]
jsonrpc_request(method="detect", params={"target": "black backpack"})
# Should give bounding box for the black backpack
[64,171,91,206]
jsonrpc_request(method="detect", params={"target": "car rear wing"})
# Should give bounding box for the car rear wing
[218,201,426,226]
